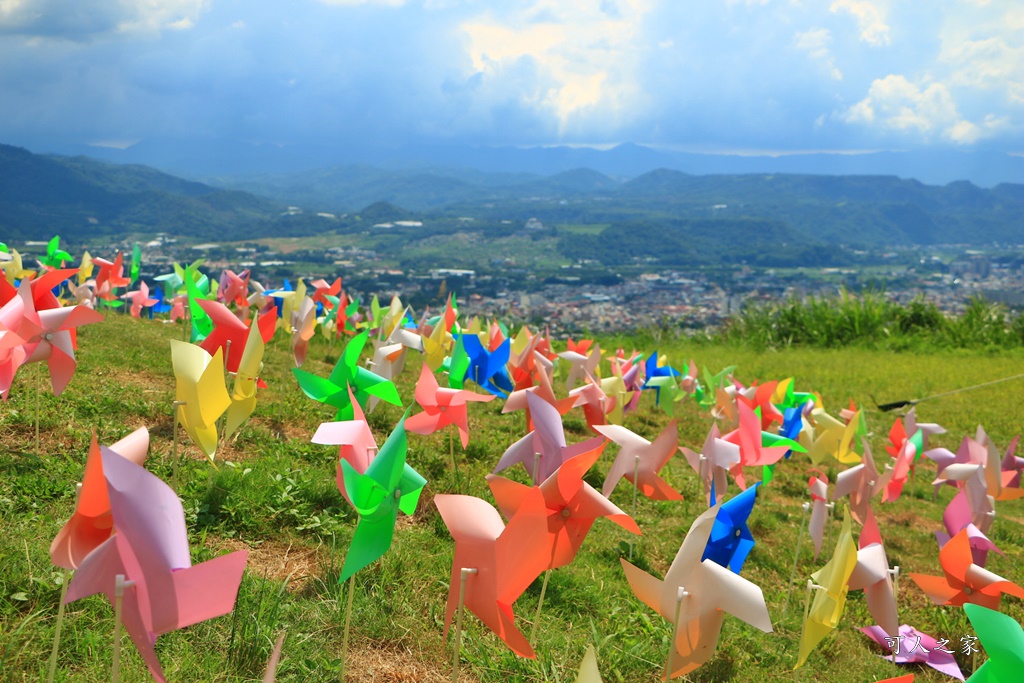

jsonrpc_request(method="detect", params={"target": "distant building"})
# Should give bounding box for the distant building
[524,217,544,231]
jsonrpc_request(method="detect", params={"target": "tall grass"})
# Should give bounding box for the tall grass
[721,290,1024,350]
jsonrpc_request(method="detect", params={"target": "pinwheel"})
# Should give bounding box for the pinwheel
[596,420,682,500]
[293,330,402,421]
[64,446,247,683]
[17,279,104,396]
[964,602,1024,683]
[313,386,377,473]
[93,253,130,301]
[834,442,889,524]
[223,316,269,440]
[50,428,150,571]
[290,295,317,367]
[908,527,1024,609]
[170,340,231,460]
[736,380,783,431]
[488,449,639,571]
[848,508,899,639]
[420,315,451,371]
[681,424,740,504]
[882,423,924,503]
[799,409,850,466]
[937,487,1002,566]
[405,364,495,448]
[559,342,601,392]
[197,300,276,374]
[701,482,760,574]
[860,624,964,680]
[1000,435,1022,490]
[459,333,513,397]
[646,375,688,416]
[620,501,773,676]
[808,472,831,559]
[721,402,802,490]
[937,467,997,535]
[641,351,680,405]
[699,364,736,407]
[338,415,426,581]
[435,489,551,658]
[184,263,215,341]
[309,276,341,311]
[494,391,607,485]
[217,268,250,308]
[0,247,35,284]
[936,436,1024,503]
[795,509,858,669]
[121,281,159,318]
[39,235,73,270]
[503,351,575,428]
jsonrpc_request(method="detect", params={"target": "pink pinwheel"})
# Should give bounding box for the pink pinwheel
[0,293,32,398]
[569,372,619,431]
[721,401,791,490]
[926,432,987,495]
[197,299,276,374]
[935,466,996,535]
[848,508,899,638]
[312,386,378,505]
[908,527,1024,609]
[558,342,601,392]
[935,493,1002,567]
[290,295,317,367]
[310,277,341,312]
[15,279,104,396]
[50,428,150,570]
[807,471,830,560]
[936,432,1024,504]
[169,294,187,322]
[65,447,247,683]
[861,624,964,680]
[1001,435,1022,489]
[435,490,551,658]
[834,443,888,524]
[681,424,740,504]
[121,281,159,318]
[218,268,251,308]
[405,364,495,447]
[735,380,783,431]
[487,449,639,570]
[494,391,607,484]
[595,420,682,500]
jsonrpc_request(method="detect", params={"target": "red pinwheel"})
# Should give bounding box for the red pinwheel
[197,299,276,374]
[405,364,495,448]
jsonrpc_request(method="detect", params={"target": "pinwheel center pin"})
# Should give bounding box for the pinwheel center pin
[735,529,742,537]
[561,508,571,518]
[965,587,972,594]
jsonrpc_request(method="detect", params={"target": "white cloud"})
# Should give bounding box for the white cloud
[830,0,890,46]
[0,0,208,37]
[317,0,405,6]
[840,74,1002,144]
[793,28,843,80]
[460,0,654,137]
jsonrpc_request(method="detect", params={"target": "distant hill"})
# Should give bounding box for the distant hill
[0,143,282,241]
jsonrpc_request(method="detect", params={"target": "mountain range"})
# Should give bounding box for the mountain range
[1,142,1021,252]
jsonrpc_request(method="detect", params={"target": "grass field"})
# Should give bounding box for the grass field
[1,312,1022,682]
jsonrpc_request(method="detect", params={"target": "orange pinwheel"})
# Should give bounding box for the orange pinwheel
[487,449,639,570]
[405,364,495,447]
[908,527,1024,609]
[503,351,575,430]
[435,489,551,658]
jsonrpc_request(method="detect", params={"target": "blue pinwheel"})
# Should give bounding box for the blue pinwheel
[642,351,681,406]
[458,334,513,397]
[702,482,760,574]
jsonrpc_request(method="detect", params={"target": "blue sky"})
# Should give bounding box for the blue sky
[0,0,1020,158]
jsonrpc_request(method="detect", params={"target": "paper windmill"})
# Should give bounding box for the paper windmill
[641,351,680,404]
[435,489,551,658]
[290,295,317,367]
[64,446,247,683]
[170,340,231,460]
[795,509,858,669]
[701,482,760,574]
[621,501,773,676]
[908,527,1024,609]
[313,386,378,476]
[197,299,276,374]
[459,333,513,397]
[808,472,831,560]
[223,316,269,440]
[121,281,159,318]
[936,435,1024,503]
[937,491,1002,567]
[596,420,682,500]
[926,432,987,496]
[559,342,602,392]
[338,415,426,581]
[681,424,740,504]
[721,401,802,490]
[405,364,495,448]
[293,330,402,420]
[487,448,639,570]
[860,624,964,680]
[964,602,1024,683]
[834,442,887,525]
[50,428,150,571]
[503,351,575,428]
[848,508,899,639]
[39,235,73,269]
[494,391,607,484]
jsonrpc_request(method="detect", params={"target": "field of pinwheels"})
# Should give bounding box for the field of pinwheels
[2,260,1024,683]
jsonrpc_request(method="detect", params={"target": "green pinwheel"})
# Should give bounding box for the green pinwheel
[964,603,1024,682]
[339,415,426,581]
[40,235,73,269]
[293,331,402,420]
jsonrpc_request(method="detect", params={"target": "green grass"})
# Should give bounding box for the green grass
[1,312,1023,682]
